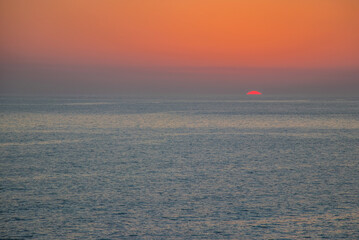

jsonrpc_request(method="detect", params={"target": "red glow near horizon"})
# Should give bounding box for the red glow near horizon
[247,91,262,95]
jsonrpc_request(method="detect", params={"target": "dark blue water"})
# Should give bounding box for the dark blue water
[1,96,358,239]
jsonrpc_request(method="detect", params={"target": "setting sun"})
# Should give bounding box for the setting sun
[247,91,262,95]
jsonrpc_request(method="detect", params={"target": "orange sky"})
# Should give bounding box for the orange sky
[1,0,359,68]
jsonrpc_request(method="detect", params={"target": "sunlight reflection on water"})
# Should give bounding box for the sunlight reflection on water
[1,111,358,131]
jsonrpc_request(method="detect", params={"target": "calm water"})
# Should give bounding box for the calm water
[1,95,358,239]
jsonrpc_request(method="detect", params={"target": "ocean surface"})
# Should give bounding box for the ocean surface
[0,95,358,239]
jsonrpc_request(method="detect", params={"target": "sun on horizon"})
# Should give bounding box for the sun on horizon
[247,91,262,95]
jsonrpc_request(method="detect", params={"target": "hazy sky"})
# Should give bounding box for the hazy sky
[1,0,358,95]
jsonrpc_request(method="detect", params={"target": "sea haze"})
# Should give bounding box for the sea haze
[1,95,358,239]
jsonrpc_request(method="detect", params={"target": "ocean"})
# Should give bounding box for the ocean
[1,95,358,239]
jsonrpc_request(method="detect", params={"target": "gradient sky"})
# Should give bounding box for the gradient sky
[1,0,358,95]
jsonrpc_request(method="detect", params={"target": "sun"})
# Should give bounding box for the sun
[247,91,262,95]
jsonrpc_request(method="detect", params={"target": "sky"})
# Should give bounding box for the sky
[1,0,358,95]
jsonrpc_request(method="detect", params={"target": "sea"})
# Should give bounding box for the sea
[0,95,358,239]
